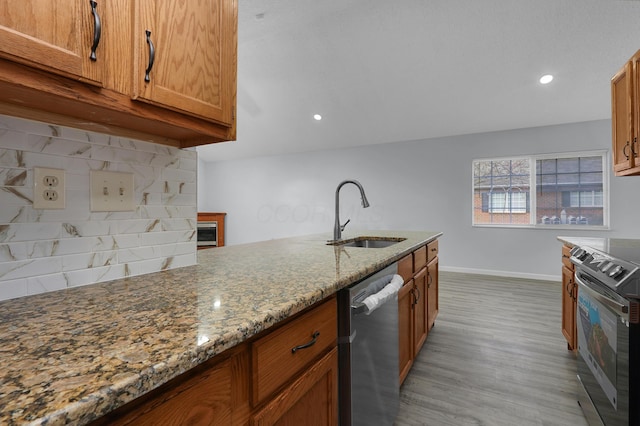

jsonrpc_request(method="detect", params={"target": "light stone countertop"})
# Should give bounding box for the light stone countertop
[557,236,608,250]
[0,230,441,425]
[557,236,640,252]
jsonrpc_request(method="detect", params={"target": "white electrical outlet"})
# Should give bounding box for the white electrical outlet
[90,170,135,212]
[33,167,66,209]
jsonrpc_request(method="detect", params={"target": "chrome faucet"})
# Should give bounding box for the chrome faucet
[333,179,370,241]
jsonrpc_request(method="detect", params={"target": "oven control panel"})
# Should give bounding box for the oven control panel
[570,245,640,297]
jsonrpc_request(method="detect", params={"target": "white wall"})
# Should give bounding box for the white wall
[0,114,197,301]
[199,119,640,280]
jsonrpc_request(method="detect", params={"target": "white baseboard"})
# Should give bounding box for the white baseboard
[439,265,560,282]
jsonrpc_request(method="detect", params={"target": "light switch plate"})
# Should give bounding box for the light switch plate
[90,170,135,212]
[33,167,65,209]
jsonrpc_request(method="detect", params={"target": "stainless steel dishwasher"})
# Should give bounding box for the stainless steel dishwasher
[338,262,401,426]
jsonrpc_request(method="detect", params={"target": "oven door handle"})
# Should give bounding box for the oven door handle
[574,271,629,318]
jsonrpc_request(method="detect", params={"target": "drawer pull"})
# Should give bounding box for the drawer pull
[144,30,155,82]
[89,0,101,61]
[291,331,320,353]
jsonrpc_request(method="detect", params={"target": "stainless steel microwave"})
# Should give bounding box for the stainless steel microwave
[197,221,218,246]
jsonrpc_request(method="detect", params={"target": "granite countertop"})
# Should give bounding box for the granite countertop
[0,230,441,425]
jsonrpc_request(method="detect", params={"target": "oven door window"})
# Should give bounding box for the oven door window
[577,289,618,409]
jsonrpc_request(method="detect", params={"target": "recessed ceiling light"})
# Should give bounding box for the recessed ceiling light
[539,74,554,84]
[313,114,322,121]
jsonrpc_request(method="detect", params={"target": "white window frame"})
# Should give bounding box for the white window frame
[472,150,610,229]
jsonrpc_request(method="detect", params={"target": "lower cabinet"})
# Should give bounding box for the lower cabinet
[397,239,439,385]
[398,277,415,382]
[561,244,577,350]
[251,348,338,426]
[91,297,338,426]
[91,355,234,426]
[413,267,428,357]
[427,256,438,331]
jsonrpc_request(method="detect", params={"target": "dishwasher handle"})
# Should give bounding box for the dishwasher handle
[352,274,403,315]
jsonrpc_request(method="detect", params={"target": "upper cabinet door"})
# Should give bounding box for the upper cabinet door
[0,0,103,85]
[611,60,635,173]
[133,0,237,126]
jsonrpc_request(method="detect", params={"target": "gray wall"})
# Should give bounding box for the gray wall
[198,119,640,280]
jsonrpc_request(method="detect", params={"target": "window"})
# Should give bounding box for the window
[472,151,608,228]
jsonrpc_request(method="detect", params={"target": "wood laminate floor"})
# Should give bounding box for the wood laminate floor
[394,272,588,426]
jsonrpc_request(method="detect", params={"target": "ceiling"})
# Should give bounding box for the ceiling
[197,0,640,163]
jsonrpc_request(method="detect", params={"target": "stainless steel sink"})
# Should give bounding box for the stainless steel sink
[328,237,406,248]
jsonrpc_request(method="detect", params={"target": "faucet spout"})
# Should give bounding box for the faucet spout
[333,179,370,241]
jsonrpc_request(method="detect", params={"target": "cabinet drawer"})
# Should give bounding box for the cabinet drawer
[427,240,439,264]
[413,246,427,272]
[562,245,574,271]
[398,254,413,283]
[251,298,337,405]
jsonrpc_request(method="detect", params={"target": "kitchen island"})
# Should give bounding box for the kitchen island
[0,230,441,425]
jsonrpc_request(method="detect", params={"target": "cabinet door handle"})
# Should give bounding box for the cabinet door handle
[427,272,432,288]
[291,331,320,353]
[566,280,573,297]
[623,141,631,160]
[144,30,155,82]
[89,0,101,61]
[413,286,420,304]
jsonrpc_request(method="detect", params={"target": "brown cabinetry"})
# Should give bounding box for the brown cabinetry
[198,212,226,247]
[397,239,439,385]
[427,253,439,331]
[91,298,338,426]
[251,348,338,426]
[412,267,427,357]
[561,244,577,350]
[0,0,237,148]
[133,1,236,126]
[93,353,234,425]
[251,299,337,405]
[397,273,414,384]
[0,0,103,85]
[612,49,640,176]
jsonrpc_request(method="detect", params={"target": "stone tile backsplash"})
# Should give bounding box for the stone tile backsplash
[0,114,197,301]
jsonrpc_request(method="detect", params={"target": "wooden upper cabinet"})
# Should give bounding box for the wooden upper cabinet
[0,0,102,85]
[133,0,236,126]
[0,0,237,148]
[612,49,640,176]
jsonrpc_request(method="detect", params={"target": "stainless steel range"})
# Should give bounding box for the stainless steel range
[570,241,640,426]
